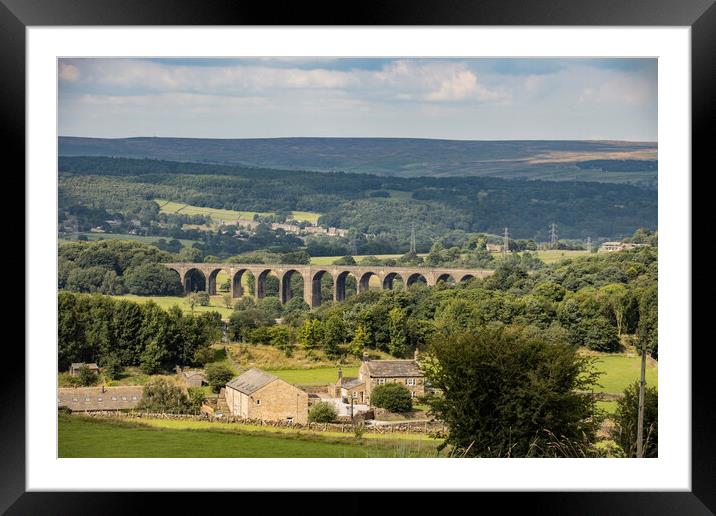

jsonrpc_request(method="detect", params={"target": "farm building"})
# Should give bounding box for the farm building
[68,363,100,377]
[225,368,309,424]
[334,351,425,406]
[58,386,143,412]
[182,369,207,387]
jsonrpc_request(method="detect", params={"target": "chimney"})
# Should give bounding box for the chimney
[362,352,369,363]
[337,367,343,384]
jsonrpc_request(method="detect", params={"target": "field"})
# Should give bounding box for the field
[110,294,234,318]
[58,414,443,458]
[59,232,197,247]
[155,199,321,224]
[590,352,658,394]
[529,249,590,264]
[268,367,360,386]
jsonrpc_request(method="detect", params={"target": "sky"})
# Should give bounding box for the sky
[58,57,657,141]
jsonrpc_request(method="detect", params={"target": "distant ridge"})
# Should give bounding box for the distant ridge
[59,136,657,185]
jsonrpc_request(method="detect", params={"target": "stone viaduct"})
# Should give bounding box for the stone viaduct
[163,262,495,308]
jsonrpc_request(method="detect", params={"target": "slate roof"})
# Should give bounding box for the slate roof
[226,368,278,395]
[364,360,423,378]
[340,377,365,389]
[58,386,143,411]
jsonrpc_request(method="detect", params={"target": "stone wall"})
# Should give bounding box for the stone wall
[76,410,447,435]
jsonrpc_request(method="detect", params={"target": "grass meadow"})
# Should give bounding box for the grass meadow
[155,199,321,224]
[58,413,443,458]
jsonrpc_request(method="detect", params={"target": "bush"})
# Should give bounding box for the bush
[309,401,337,423]
[370,383,413,413]
[78,364,99,386]
[187,387,207,412]
[137,378,193,413]
[581,317,620,352]
[205,363,235,393]
[611,381,658,457]
[195,291,210,306]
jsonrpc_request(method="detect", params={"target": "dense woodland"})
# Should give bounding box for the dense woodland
[59,156,657,254]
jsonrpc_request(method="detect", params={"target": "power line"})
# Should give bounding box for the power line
[503,227,509,254]
[410,222,416,254]
[549,222,558,249]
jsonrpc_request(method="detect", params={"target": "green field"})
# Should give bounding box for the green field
[58,414,442,458]
[591,353,658,394]
[155,199,321,224]
[110,294,234,318]
[59,232,197,248]
[530,249,591,264]
[309,250,587,266]
[267,367,359,385]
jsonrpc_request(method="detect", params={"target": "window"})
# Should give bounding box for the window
[111,396,117,401]
[406,378,416,386]
[377,378,386,385]
[121,396,127,401]
[411,391,416,398]
[286,417,293,422]
[256,400,261,405]
[84,397,90,402]
[131,396,138,400]
[72,398,78,402]
[97,397,103,401]
[352,391,357,398]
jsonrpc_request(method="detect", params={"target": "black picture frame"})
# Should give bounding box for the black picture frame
[4,0,711,512]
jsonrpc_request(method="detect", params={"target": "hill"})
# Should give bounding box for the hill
[59,136,658,187]
[58,156,657,243]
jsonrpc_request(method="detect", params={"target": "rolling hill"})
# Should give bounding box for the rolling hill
[59,136,657,187]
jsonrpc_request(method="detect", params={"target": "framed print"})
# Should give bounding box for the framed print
[5,0,713,511]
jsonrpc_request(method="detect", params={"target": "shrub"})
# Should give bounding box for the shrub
[308,401,337,423]
[205,363,235,393]
[611,381,658,457]
[195,291,210,306]
[187,387,207,412]
[78,364,99,386]
[371,383,413,413]
[137,378,193,414]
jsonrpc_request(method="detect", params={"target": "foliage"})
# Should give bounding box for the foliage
[610,381,658,457]
[370,383,413,413]
[308,401,338,423]
[58,292,221,372]
[188,387,207,412]
[424,325,602,457]
[78,364,99,386]
[205,363,235,393]
[137,378,194,414]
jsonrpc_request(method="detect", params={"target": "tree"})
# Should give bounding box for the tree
[387,307,408,357]
[222,294,233,309]
[187,387,207,413]
[77,364,99,386]
[580,316,620,352]
[611,381,658,457]
[123,263,183,296]
[321,314,344,357]
[298,319,323,350]
[350,324,369,357]
[205,363,235,393]
[424,325,601,457]
[370,383,413,412]
[137,378,193,414]
[598,283,630,335]
[101,353,123,380]
[195,291,210,306]
[308,401,337,423]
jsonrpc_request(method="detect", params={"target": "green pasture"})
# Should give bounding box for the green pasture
[110,294,233,318]
[591,353,658,394]
[267,367,359,386]
[154,199,321,224]
[58,414,442,458]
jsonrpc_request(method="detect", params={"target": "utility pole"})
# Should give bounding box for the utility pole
[410,222,416,254]
[503,227,510,254]
[586,236,592,253]
[549,223,558,249]
[636,340,647,457]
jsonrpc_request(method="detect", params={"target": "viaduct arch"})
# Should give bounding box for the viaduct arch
[163,262,494,309]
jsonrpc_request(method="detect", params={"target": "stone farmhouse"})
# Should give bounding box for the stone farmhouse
[600,241,644,252]
[334,351,425,405]
[68,362,100,377]
[225,368,309,424]
[58,386,143,412]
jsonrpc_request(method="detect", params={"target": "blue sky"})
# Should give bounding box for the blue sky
[58,57,657,141]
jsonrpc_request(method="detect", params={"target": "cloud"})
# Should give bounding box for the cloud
[58,62,79,82]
